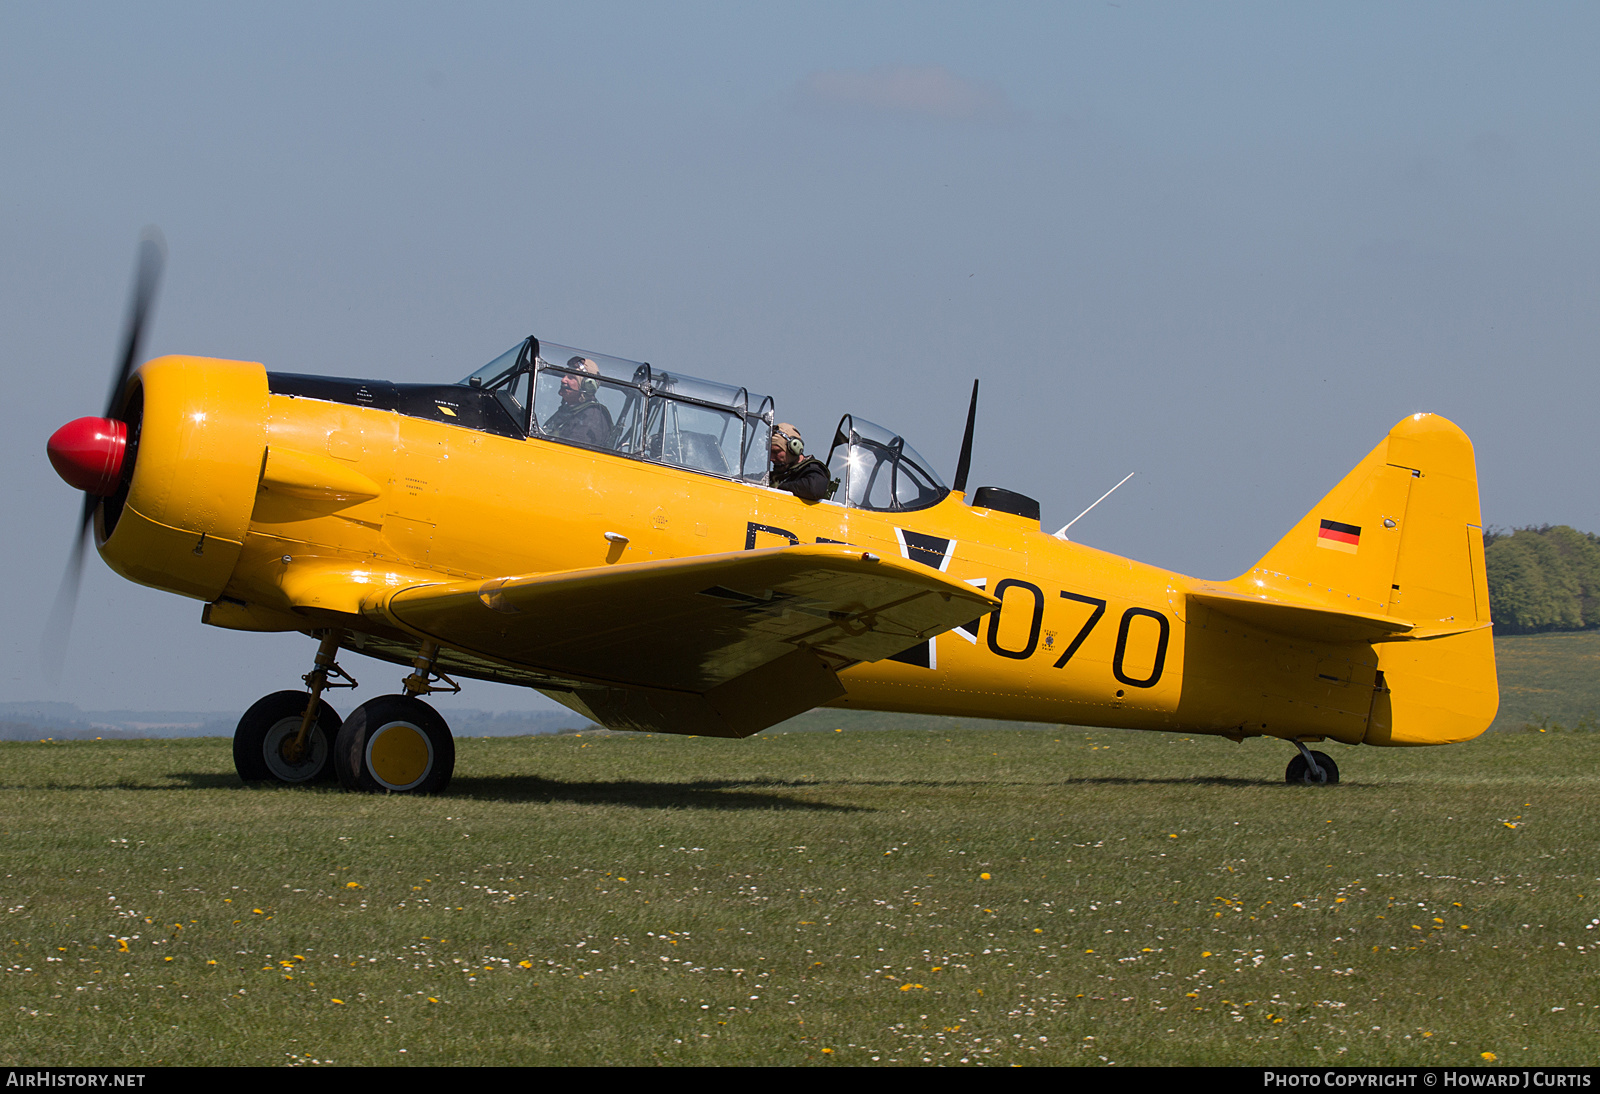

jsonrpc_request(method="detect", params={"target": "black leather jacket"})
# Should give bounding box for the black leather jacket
[545,398,613,448]
[770,455,829,500]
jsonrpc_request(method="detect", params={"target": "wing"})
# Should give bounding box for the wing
[364,544,999,738]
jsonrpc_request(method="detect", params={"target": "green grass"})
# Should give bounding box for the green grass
[4,723,1600,1067]
[1491,631,1600,733]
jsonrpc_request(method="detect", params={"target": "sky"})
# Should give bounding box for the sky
[4,2,1598,714]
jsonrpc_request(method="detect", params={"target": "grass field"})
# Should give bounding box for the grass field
[1491,631,1600,733]
[5,700,1600,1067]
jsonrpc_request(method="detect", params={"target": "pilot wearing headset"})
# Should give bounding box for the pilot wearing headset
[545,357,613,448]
[768,422,829,500]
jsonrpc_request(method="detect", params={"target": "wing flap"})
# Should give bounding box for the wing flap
[545,648,847,739]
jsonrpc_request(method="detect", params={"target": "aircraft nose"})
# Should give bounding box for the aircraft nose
[47,416,128,496]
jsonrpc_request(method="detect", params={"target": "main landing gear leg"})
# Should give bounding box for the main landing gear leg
[334,641,458,795]
[1285,739,1340,786]
[232,629,357,785]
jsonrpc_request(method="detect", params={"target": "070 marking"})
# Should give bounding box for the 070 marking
[983,579,1168,688]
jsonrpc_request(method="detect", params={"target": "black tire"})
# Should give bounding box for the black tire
[233,690,342,785]
[334,695,455,794]
[1285,750,1339,785]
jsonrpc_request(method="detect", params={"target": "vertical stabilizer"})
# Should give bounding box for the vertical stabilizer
[1235,413,1496,745]
[1243,428,1415,615]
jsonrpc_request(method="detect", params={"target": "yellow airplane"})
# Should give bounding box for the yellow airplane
[46,242,1497,794]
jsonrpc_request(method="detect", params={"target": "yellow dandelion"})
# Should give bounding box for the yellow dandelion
[980,873,991,880]
[1482,1052,1496,1061]
[331,998,344,1005]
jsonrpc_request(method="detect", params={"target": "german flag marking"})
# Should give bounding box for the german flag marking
[1317,519,1361,554]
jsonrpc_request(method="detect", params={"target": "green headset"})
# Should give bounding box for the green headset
[566,357,600,397]
[775,423,804,457]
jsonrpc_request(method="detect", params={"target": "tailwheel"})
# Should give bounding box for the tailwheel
[1285,748,1340,785]
[334,694,455,794]
[233,690,342,785]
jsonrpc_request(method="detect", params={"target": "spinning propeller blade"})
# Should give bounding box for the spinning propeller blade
[43,230,165,675]
[106,230,165,418]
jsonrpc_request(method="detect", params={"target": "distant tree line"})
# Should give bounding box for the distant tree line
[1485,525,1600,634]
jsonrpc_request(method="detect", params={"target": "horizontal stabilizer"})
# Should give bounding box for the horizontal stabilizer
[1186,585,1414,643]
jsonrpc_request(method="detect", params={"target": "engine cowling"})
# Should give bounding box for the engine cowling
[98,355,268,602]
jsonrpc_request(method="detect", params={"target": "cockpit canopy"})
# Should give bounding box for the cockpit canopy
[461,337,775,481]
[458,337,949,511]
[824,415,948,513]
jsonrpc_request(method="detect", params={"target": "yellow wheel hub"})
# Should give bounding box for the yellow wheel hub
[367,722,432,790]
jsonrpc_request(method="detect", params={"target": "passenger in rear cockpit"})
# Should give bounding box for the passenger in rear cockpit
[545,357,613,448]
[768,423,830,500]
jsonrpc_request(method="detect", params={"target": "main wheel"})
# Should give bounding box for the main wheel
[233,690,342,785]
[1285,750,1339,785]
[334,695,455,794]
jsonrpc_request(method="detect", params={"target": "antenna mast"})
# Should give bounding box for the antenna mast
[951,379,979,494]
[1053,471,1136,540]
